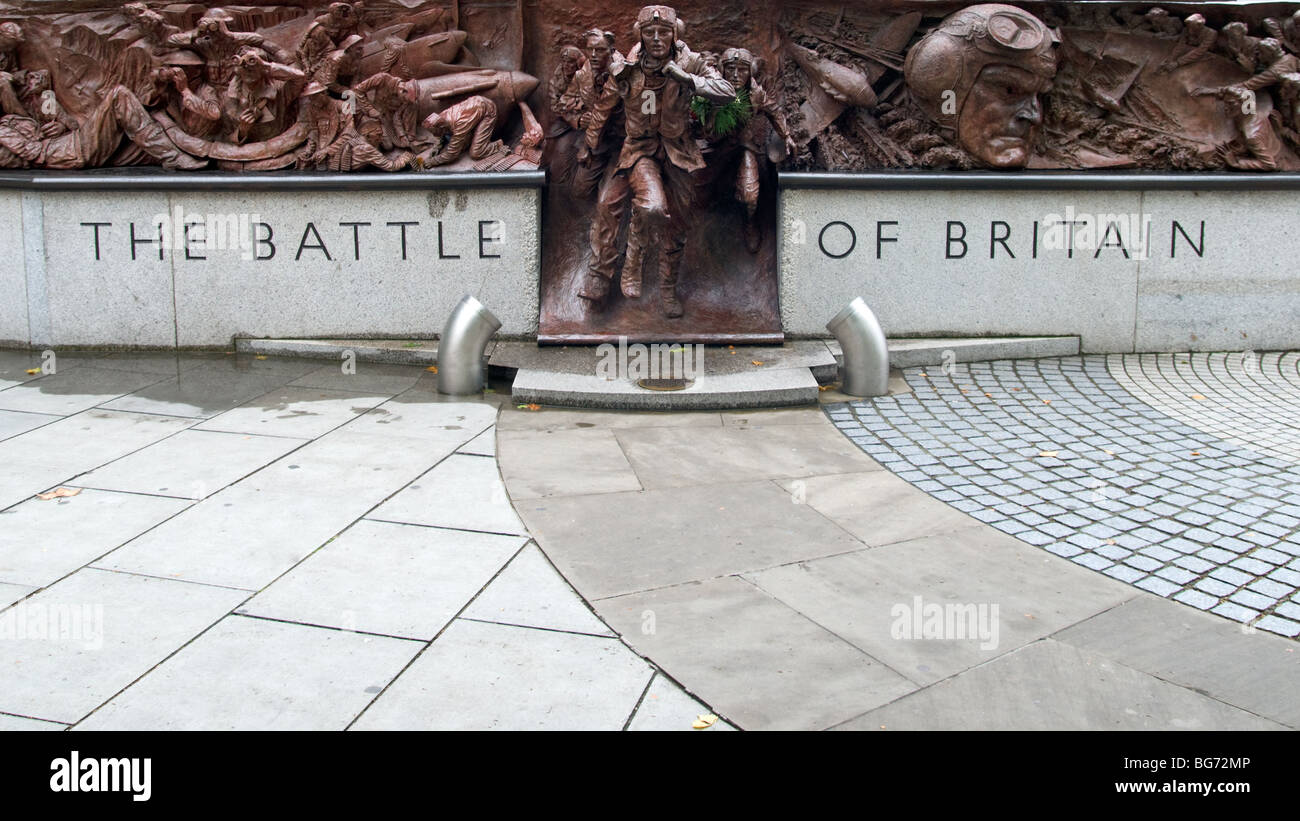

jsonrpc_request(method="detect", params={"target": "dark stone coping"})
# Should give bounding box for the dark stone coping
[780,171,1300,191]
[0,169,545,191]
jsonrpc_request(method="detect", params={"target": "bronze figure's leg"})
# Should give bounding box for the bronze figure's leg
[658,161,695,319]
[80,86,205,170]
[736,148,762,253]
[624,156,669,300]
[579,167,629,304]
[467,102,498,160]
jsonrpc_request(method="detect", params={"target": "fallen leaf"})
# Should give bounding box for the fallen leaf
[751,360,764,366]
[426,365,439,373]
[24,368,39,375]
[1037,451,1059,458]
[984,393,992,397]
[1013,387,1021,392]
[692,714,718,730]
[1103,449,1115,455]
[254,355,268,360]
[1043,399,1051,404]
[818,385,832,391]
[36,487,81,501]
[1190,393,1205,400]
[1191,451,1200,456]
[1105,539,1117,545]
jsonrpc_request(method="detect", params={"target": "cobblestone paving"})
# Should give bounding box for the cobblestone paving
[826,355,1300,640]
[1109,352,1300,464]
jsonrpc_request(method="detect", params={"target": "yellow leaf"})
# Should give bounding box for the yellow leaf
[36,487,81,500]
[426,365,439,373]
[254,355,268,360]
[1190,393,1205,400]
[24,368,39,375]
[818,385,832,391]
[692,714,718,730]
[751,360,763,366]
[1037,451,1059,458]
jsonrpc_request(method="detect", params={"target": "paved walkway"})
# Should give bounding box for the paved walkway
[0,351,725,731]
[829,355,1300,638]
[3,348,1299,731]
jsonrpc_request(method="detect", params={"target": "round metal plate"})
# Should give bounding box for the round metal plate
[636,378,693,391]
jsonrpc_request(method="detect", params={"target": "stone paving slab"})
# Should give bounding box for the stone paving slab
[719,408,831,427]
[0,582,33,609]
[0,488,191,589]
[76,615,421,731]
[238,520,525,640]
[510,366,819,410]
[98,369,292,419]
[96,480,389,592]
[462,543,614,637]
[0,463,70,513]
[52,353,227,376]
[1055,595,1300,728]
[0,410,58,442]
[370,453,526,536]
[0,351,47,390]
[0,368,168,416]
[519,481,865,600]
[745,526,1135,686]
[835,639,1287,731]
[196,386,394,439]
[496,406,722,432]
[288,362,426,395]
[0,410,196,479]
[75,430,305,500]
[612,423,881,489]
[599,576,916,731]
[0,568,248,724]
[0,714,66,731]
[774,471,982,548]
[351,619,654,731]
[457,425,496,456]
[498,428,642,500]
[626,673,736,732]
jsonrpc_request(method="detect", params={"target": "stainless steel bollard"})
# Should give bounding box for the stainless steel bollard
[436,295,501,395]
[826,297,889,397]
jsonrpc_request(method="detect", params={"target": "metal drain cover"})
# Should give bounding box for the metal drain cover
[636,378,693,391]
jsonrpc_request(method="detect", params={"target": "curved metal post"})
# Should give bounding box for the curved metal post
[826,297,889,397]
[436,295,501,395]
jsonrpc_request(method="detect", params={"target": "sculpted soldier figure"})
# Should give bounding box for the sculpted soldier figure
[123,2,181,50]
[0,84,205,169]
[904,3,1058,169]
[299,2,364,75]
[224,46,304,144]
[715,47,795,253]
[571,29,622,198]
[578,5,734,318]
[1158,14,1216,73]
[422,95,502,166]
[353,71,421,150]
[166,7,291,88]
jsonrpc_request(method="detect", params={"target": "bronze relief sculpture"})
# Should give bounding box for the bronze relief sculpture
[1,1,1299,346]
[0,1,541,172]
